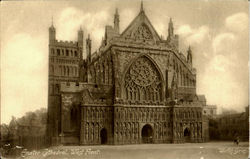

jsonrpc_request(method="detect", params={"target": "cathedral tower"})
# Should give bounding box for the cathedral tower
[47,20,84,144]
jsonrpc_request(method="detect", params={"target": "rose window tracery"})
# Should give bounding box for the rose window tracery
[130,58,157,87]
[124,56,162,103]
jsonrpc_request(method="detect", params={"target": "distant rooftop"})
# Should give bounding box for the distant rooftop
[197,95,206,102]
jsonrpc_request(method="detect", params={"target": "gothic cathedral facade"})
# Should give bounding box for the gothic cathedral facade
[47,3,209,145]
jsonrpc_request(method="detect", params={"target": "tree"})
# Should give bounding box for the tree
[209,118,220,140]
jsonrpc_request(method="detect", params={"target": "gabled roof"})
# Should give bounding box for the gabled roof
[121,10,161,42]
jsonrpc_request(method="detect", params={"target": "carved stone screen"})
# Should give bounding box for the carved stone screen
[132,24,153,40]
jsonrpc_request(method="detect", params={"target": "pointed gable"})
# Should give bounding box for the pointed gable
[121,11,161,42]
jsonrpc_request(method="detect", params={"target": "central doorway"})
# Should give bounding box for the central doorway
[100,128,107,144]
[184,128,191,142]
[141,124,153,143]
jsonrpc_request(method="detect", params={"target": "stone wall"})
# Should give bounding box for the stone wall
[173,106,203,143]
[80,106,113,145]
[114,106,172,144]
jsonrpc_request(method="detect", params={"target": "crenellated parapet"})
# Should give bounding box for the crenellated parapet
[54,40,78,47]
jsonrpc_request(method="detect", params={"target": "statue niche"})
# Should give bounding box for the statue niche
[124,56,163,103]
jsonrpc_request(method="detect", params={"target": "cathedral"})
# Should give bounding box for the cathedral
[47,2,209,145]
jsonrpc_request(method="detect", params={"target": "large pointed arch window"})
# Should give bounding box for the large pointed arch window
[124,56,163,103]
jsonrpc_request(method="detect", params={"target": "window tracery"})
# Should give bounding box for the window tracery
[129,24,153,40]
[124,56,162,103]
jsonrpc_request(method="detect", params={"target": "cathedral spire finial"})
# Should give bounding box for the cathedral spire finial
[187,45,192,65]
[114,8,120,33]
[168,17,174,37]
[169,17,173,26]
[51,16,54,26]
[140,0,144,12]
[115,7,118,15]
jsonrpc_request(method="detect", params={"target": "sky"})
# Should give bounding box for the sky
[1,0,249,124]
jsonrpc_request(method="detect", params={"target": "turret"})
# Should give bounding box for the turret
[49,18,56,44]
[187,46,193,66]
[86,34,92,63]
[114,8,120,33]
[167,18,179,49]
[78,26,84,47]
[167,18,174,40]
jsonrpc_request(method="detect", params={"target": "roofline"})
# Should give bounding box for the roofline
[121,11,161,41]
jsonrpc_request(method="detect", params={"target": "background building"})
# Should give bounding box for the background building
[216,106,249,141]
[203,105,217,117]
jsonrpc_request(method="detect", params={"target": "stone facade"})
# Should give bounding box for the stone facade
[47,3,208,145]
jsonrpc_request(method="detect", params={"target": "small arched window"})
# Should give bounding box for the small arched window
[63,66,66,76]
[69,67,72,77]
[49,84,53,94]
[103,64,105,83]
[66,50,69,56]
[51,48,54,55]
[67,66,69,76]
[50,65,54,74]
[59,66,62,75]
[57,49,60,56]
[55,84,59,93]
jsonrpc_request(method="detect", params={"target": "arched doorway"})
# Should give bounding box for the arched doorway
[100,128,107,144]
[184,128,191,142]
[141,124,153,143]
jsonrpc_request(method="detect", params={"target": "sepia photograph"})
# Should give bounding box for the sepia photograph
[0,0,249,158]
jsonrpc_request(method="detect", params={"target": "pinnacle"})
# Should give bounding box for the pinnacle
[140,0,144,12]
[115,8,118,14]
